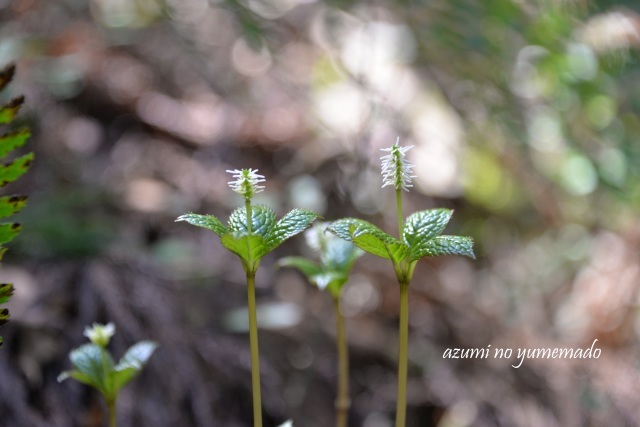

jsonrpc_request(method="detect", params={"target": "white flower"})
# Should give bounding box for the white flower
[380,137,416,191]
[83,322,115,347]
[226,168,266,200]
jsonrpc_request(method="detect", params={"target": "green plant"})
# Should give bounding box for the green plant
[328,139,475,427]
[279,222,363,427]
[177,168,319,427]
[0,63,33,347]
[58,323,157,427]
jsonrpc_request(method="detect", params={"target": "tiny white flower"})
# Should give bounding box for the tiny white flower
[83,322,115,347]
[226,168,266,200]
[380,137,416,191]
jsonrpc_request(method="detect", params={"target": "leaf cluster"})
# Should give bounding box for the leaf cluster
[279,222,363,298]
[0,64,33,347]
[328,209,474,283]
[58,341,157,403]
[177,205,319,275]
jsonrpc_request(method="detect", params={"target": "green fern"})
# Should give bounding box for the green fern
[0,64,33,347]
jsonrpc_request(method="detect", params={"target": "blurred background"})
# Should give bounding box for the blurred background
[0,0,640,426]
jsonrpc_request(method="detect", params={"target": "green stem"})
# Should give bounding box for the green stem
[247,273,263,427]
[334,296,349,427]
[246,199,253,234]
[396,189,403,238]
[100,347,116,427]
[107,399,116,427]
[395,281,409,427]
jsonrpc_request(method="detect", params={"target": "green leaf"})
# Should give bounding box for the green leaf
[403,209,454,260]
[228,204,276,236]
[116,341,157,370]
[0,64,15,92]
[311,271,348,293]
[0,308,8,327]
[65,343,111,394]
[322,234,363,273]
[0,195,27,220]
[0,222,20,245]
[0,152,33,187]
[57,370,96,387]
[266,209,319,249]
[328,218,407,263]
[0,283,13,304]
[278,257,322,278]
[221,233,269,266]
[113,341,157,392]
[403,209,453,246]
[0,129,30,158]
[411,235,475,260]
[176,213,228,236]
[0,96,24,125]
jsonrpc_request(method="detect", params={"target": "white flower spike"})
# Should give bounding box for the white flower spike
[380,137,416,191]
[83,322,115,348]
[226,168,266,200]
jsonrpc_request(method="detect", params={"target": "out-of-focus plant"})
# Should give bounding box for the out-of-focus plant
[177,168,319,427]
[0,63,33,347]
[279,222,363,427]
[329,139,475,427]
[58,323,157,427]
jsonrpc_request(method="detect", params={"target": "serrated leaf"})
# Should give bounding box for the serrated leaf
[0,64,15,92]
[0,222,20,245]
[326,218,359,242]
[0,96,24,125]
[329,218,407,262]
[266,209,319,249]
[411,235,475,260]
[221,233,269,266]
[0,283,13,304]
[279,257,322,278]
[0,129,30,158]
[67,343,113,394]
[176,213,228,236]
[113,341,157,392]
[0,308,8,327]
[403,209,452,246]
[0,152,33,187]
[0,195,27,219]
[322,235,363,273]
[116,341,157,371]
[404,209,453,260]
[57,370,93,386]
[228,205,276,237]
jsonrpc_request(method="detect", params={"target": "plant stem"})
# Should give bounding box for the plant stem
[100,347,116,427]
[395,281,409,427]
[333,296,349,427]
[247,273,263,427]
[396,189,403,238]
[246,199,253,234]
[107,399,116,427]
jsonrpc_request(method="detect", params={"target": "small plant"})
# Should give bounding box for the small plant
[328,139,475,427]
[58,323,158,427]
[279,222,363,427]
[177,168,319,427]
[0,63,33,347]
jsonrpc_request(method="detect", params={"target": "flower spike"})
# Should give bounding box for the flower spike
[380,138,416,192]
[83,322,116,348]
[226,168,266,200]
